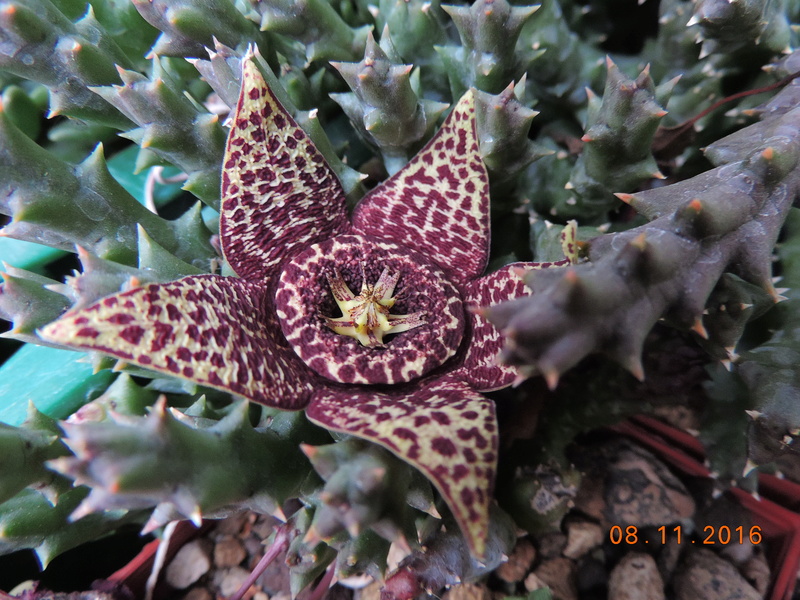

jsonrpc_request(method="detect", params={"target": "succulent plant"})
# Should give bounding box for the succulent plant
[39,56,580,558]
[2,0,800,597]
[488,68,800,388]
[330,32,449,175]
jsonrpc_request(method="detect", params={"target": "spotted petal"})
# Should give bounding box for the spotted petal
[40,276,315,409]
[456,223,580,391]
[455,264,532,391]
[307,376,497,557]
[220,58,350,280]
[351,91,490,286]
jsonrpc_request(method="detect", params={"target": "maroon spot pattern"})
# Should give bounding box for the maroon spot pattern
[41,276,315,409]
[307,375,497,556]
[41,66,545,559]
[453,263,532,391]
[220,60,350,280]
[275,235,465,385]
[351,95,490,287]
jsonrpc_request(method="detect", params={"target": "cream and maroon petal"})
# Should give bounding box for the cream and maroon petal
[455,222,580,391]
[307,376,498,557]
[220,58,350,280]
[454,264,531,391]
[40,276,315,410]
[351,91,490,286]
[560,219,579,262]
[455,261,572,392]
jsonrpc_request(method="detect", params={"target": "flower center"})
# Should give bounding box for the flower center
[274,235,465,386]
[324,265,425,347]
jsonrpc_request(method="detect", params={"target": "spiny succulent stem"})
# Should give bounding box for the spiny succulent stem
[230,522,292,600]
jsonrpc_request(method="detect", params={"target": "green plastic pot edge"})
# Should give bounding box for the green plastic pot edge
[0,145,189,426]
[0,344,114,426]
[0,145,185,275]
[0,238,65,275]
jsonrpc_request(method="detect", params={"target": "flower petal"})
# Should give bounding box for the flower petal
[351,91,490,286]
[456,222,579,391]
[455,263,531,391]
[220,59,350,280]
[307,376,497,557]
[40,276,314,409]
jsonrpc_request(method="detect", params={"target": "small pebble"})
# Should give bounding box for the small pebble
[214,535,248,568]
[442,583,492,600]
[182,587,214,600]
[721,541,754,565]
[562,521,603,559]
[609,448,694,525]
[741,548,770,596]
[608,552,664,600]
[257,556,292,596]
[537,532,567,560]
[495,538,536,583]
[656,534,681,582]
[573,441,695,527]
[673,549,761,600]
[214,512,249,538]
[245,535,265,557]
[213,566,253,598]
[166,539,213,590]
[530,557,578,600]
[573,471,606,524]
[252,515,276,539]
[240,512,258,538]
[523,572,548,594]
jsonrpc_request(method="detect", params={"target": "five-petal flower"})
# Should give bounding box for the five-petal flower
[42,58,575,556]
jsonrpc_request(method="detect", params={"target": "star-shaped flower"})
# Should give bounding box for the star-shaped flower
[42,57,576,556]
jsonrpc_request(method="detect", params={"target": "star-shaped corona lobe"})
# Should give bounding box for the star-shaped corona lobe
[220,59,351,280]
[351,91,490,287]
[306,375,497,557]
[40,276,315,409]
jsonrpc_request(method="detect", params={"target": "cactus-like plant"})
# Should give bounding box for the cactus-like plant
[39,55,580,557]
[488,65,800,386]
[2,0,800,597]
